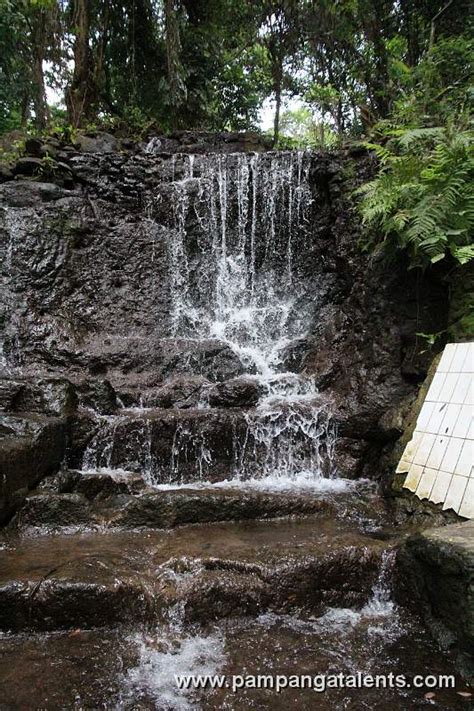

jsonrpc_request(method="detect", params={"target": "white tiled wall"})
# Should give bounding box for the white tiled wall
[397,342,474,518]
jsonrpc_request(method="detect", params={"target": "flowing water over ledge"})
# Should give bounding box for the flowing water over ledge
[79,151,338,490]
[0,559,469,709]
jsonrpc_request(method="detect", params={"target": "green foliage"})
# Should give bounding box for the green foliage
[0,0,472,145]
[278,106,339,148]
[358,124,474,268]
[0,0,28,133]
[390,36,473,127]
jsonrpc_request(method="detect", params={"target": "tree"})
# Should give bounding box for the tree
[164,0,185,127]
[66,0,96,126]
[258,0,301,145]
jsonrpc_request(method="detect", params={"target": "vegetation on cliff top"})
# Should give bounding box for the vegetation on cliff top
[0,1,470,140]
[0,0,472,332]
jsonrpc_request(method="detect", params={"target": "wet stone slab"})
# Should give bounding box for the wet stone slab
[0,518,392,632]
[0,607,471,710]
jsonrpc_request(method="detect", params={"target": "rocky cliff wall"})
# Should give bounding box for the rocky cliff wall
[0,133,450,519]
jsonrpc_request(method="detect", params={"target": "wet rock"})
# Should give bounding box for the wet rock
[395,521,474,682]
[0,555,148,631]
[12,157,44,177]
[0,380,24,411]
[115,389,141,408]
[183,569,267,621]
[12,493,92,531]
[76,379,118,414]
[3,378,78,417]
[36,468,81,494]
[387,486,459,528]
[277,338,309,372]
[0,146,451,497]
[0,165,13,183]
[331,437,369,478]
[113,488,335,529]
[66,413,101,469]
[76,132,118,154]
[0,415,66,523]
[0,519,389,632]
[74,471,146,500]
[142,375,209,409]
[159,339,245,382]
[67,408,250,484]
[207,376,262,408]
[0,180,66,206]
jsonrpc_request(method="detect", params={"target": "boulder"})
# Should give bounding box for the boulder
[141,375,209,409]
[0,165,13,183]
[12,157,43,177]
[0,415,66,523]
[24,137,45,157]
[395,521,474,682]
[207,376,262,408]
[0,180,66,206]
[76,133,118,154]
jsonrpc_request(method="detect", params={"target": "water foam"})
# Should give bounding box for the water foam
[126,630,225,710]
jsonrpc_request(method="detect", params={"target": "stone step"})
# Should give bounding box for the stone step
[11,488,335,532]
[0,517,392,632]
[68,402,333,484]
[10,469,387,534]
[0,603,469,710]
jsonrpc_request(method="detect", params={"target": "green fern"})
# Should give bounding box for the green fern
[358,125,474,269]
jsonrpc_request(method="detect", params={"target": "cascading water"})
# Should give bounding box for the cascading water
[82,150,338,488]
[152,150,313,362]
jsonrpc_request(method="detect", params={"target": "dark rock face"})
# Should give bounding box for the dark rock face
[0,139,449,521]
[0,415,66,523]
[141,375,209,408]
[332,437,369,479]
[395,522,474,682]
[0,148,446,396]
[0,378,77,417]
[75,379,119,414]
[207,377,263,408]
[76,409,248,484]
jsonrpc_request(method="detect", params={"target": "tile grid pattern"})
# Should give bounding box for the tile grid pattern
[398,342,474,518]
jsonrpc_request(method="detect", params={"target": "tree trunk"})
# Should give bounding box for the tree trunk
[164,0,182,129]
[273,79,282,148]
[67,0,95,127]
[20,90,30,128]
[31,9,49,129]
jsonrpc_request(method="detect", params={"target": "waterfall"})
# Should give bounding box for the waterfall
[150,151,313,361]
[81,150,337,488]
